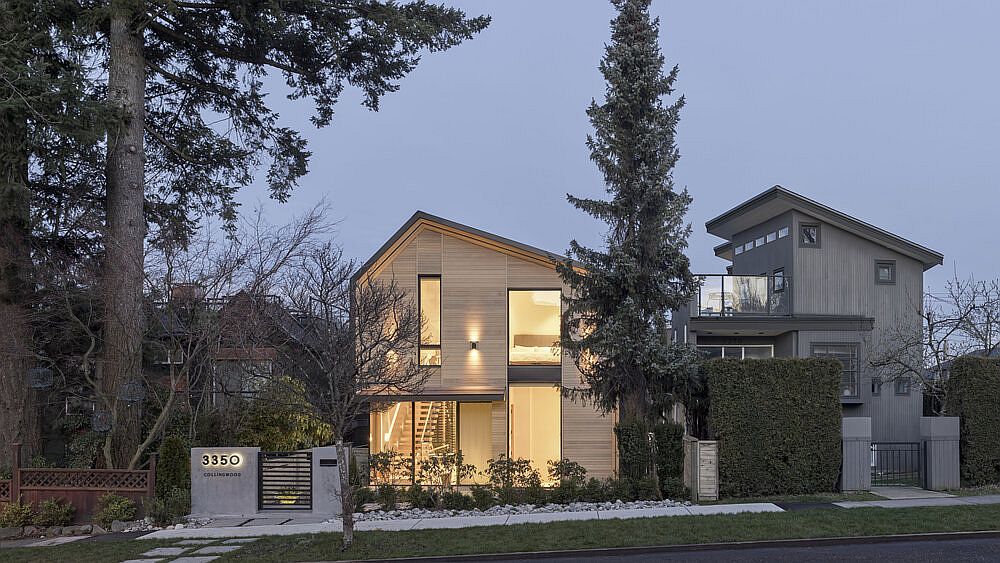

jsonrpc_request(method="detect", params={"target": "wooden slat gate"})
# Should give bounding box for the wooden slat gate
[258,451,312,511]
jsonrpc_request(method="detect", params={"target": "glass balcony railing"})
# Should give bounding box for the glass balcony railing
[692,274,791,317]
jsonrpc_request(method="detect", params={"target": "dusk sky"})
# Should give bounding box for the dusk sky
[237,1,999,293]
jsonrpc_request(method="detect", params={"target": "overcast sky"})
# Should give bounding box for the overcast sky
[237,1,999,292]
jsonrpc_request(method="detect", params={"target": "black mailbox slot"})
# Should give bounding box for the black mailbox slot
[319,458,337,467]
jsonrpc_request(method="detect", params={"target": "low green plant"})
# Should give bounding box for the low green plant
[470,485,495,510]
[404,484,434,509]
[485,455,541,505]
[440,490,474,510]
[417,452,478,508]
[0,498,33,527]
[580,477,606,502]
[146,487,191,526]
[94,493,137,529]
[375,484,398,511]
[369,450,411,485]
[34,499,75,527]
[352,486,376,512]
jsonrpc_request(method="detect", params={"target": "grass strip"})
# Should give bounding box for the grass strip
[5,504,1000,563]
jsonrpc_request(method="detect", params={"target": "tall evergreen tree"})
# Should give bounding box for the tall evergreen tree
[87,0,490,468]
[559,0,698,429]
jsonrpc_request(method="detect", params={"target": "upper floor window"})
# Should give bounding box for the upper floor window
[800,223,821,247]
[875,260,896,285]
[894,376,910,395]
[778,227,789,239]
[773,268,785,293]
[811,343,858,398]
[509,290,561,366]
[419,276,441,366]
[698,345,773,359]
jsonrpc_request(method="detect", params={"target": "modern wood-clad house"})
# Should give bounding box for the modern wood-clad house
[672,186,944,442]
[355,212,616,483]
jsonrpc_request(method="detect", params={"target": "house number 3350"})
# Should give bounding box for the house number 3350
[201,454,241,467]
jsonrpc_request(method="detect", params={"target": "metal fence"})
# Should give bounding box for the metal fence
[871,442,924,487]
[258,451,313,511]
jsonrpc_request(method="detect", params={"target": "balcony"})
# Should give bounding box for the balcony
[692,274,790,317]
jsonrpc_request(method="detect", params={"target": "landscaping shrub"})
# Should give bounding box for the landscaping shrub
[707,358,842,497]
[470,486,495,510]
[441,490,474,510]
[147,487,191,525]
[947,356,1000,486]
[548,458,587,486]
[94,493,137,529]
[0,498,33,527]
[352,486,376,512]
[485,455,541,505]
[34,499,75,527]
[614,418,654,482]
[156,435,190,499]
[375,484,398,511]
[404,484,434,509]
[580,478,606,502]
[653,421,687,499]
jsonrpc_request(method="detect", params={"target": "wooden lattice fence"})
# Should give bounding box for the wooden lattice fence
[1,443,157,522]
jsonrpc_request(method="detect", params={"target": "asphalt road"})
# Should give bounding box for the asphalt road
[494,537,1000,562]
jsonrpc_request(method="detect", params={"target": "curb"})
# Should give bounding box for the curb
[330,530,1000,562]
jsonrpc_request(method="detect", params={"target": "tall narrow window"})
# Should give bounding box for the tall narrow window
[508,290,561,365]
[419,276,441,366]
[773,268,785,293]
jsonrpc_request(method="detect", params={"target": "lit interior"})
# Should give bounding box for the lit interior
[419,277,441,365]
[509,384,561,482]
[508,290,561,365]
[459,402,492,483]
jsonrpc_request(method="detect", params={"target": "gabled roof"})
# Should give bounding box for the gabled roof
[353,211,575,282]
[705,186,944,271]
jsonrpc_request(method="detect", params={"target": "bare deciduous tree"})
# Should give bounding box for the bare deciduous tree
[274,243,431,549]
[867,274,1000,415]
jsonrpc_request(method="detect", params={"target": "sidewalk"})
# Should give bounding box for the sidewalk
[139,503,784,540]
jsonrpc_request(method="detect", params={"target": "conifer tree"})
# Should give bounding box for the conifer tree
[559,0,698,434]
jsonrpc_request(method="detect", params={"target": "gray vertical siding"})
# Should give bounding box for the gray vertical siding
[791,211,924,442]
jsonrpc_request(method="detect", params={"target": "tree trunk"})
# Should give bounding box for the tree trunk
[0,98,39,467]
[103,4,147,468]
[335,438,355,550]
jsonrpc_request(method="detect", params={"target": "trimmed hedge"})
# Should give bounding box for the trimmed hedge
[156,435,190,499]
[615,418,686,498]
[946,356,1000,486]
[707,358,842,497]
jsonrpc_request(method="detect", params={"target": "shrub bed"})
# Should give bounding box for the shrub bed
[946,356,1000,486]
[707,357,842,497]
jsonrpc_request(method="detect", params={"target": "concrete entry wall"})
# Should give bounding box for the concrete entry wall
[841,417,872,492]
[921,417,960,491]
[191,446,345,518]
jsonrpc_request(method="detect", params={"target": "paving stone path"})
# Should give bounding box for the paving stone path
[120,537,259,563]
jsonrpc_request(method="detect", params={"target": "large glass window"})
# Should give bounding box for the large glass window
[370,400,492,485]
[459,403,492,484]
[370,402,415,484]
[509,384,561,484]
[697,345,774,359]
[811,343,859,398]
[508,290,561,365]
[419,277,441,366]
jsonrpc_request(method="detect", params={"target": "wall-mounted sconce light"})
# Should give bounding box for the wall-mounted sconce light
[470,340,479,350]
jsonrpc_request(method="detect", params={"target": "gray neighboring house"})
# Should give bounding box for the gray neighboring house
[672,186,944,443]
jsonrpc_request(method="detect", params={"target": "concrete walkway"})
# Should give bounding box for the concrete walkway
[836,494,1000,509]
[139,503,784,540]
[870,486,955,500]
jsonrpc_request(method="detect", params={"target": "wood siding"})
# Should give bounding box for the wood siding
[369,223,615,475]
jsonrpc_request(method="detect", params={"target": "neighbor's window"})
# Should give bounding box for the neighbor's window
[509,290,561,365]
[894,377,910,395]
[755,236,766,247]
[778,226,790,239]
[734,244,744,256]
[773,268,785,293]
[872,375,882,396]
[811,343,859,398]
[419,276,441,366]
[697,345,773,359]
[766,231,777,243]
[876,261,896,285]
[800,223,820,247]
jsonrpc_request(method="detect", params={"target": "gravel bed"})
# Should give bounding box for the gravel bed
[347,499,690,522]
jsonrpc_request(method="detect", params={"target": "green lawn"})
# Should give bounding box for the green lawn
[9,504,999,563]
[948,485,1000,497]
